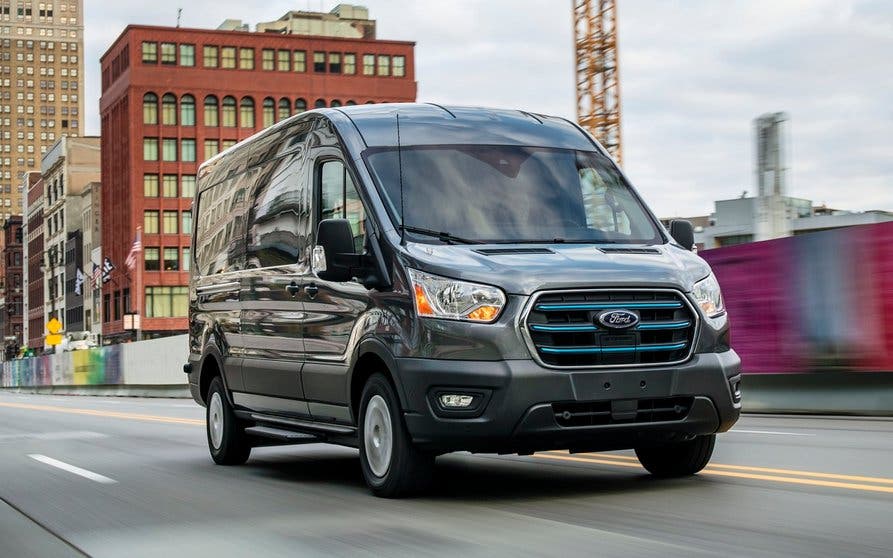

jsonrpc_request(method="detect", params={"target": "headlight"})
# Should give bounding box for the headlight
[693,272,725,318]
[408,269,506,323]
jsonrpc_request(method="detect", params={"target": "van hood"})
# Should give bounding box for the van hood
[402,242,711,296]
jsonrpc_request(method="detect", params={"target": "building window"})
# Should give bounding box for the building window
[162,174,177,197]
[239,48,254,70]
[362,54,375,75]
[277,98,290,122]
[180,94,195,126]
[331,100,342,107]
[328,52,341,73]
[262,97,274,128]
[160,42,176,65]
[203,45,218,68]
[203,95,218,126]
[344,53,356,74]
[145,286,188,317]
[181,139,196,162]
[161,93,176,125]
[163,211,178,234]
[277,49,289,71]
[142,92,157,125]
[144,247,160,271]
[141,42,157,63]
[221,96,236,127]
[182,247,191,271]
[295,98,307,114]
[179,44,195,67]
[182,210,192,234]
[181,175,196,197]
[293,50,306,72]
[162,138,177,161]
[239,97,254,128]
[393,55,405,77]
[313,52,326,73]
[144,174,159,197]
[143,138,158,161]
[377,55,391,76]
[144,210,159,234]
[221,46,236,69]
[262,48,274,70]
[163,247,179,271]
[314,98,326,109]
[203,139,218,160]
[346,100,357,106]
[221,139,237,150]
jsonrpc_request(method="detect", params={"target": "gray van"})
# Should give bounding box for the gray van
[186,104,741,497]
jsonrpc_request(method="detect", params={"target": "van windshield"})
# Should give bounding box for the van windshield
[365,145,663,244]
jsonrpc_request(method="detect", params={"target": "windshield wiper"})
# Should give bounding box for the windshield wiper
[400,226,482,245]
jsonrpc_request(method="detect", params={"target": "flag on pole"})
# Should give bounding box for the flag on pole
[74,267,85,296]
[102,257,115,283]
[92,262,101,288]
[125,228,142,270]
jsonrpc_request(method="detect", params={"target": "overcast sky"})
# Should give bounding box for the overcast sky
[84,0,892,217]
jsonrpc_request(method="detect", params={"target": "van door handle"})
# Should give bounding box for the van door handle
[286,282,300,297]
[304,283,319,299]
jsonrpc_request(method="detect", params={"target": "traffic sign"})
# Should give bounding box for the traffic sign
[47,317,63,334]
[46,334,63,346]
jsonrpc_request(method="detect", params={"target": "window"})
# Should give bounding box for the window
[320,159,366,252]
[144,210,159,233]
[328,52,341,73]
[144,247,160,271]
[144,174,159,197]
[393,55,405,77]
[160,42,176,64]
[277,49,289,71]
[145,286,188,317]
[314,98,326,109]
[181,139,196,162]
[221,139,237,150]
[179,44,195,66]
[141,41,156,63]
[331,100,342,108]
[202,44,218,67]
[142,92,157,124]
[362,54,375,75]
[180,94,195,126]
[182,210,192,234]
[313,52,325,72]
[203,139,218,160]
[377,55,390,76]
[163,247,179,271]
[239,97,254,128]
[162,174,177,197]
[143,138,158,161]
[295,98,307,114]
[293,50,306,72]
[163,210,178,234]
[181,175,196,197]
[203,95,218,126]
[239,47,254,69]
[221,96,236,127]
[162,138,177,161]
[262,97,274,128]
[344,53,356,74]
[182,247,191,271]
[161,93,176,125]
[221,46,235,68]
[277,98,289,122]
[261,49,274,70]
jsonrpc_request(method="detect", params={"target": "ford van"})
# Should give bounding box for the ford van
[186,104,741,497]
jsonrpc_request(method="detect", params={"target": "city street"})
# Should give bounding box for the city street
[0,392,891,557]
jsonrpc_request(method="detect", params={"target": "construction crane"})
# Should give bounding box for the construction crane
[573,0,622,165]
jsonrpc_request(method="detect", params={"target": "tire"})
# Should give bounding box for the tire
[635,434,715,478]
[358,373,434,498]
[206,377,251,465]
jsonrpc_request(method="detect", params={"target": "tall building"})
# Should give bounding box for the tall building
[23,170,42,349]
[1,215,23,353]
[754,112,789,241]
[0,0,85,223]
[99,10,415,342]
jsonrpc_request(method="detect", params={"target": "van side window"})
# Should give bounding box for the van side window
[319,160,365,253]
[194,172,251,275]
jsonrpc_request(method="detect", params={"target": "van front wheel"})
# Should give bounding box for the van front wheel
[358,373,434,498]
[635,434,715,477]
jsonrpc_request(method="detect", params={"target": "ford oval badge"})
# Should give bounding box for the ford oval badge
[597,309,640,329]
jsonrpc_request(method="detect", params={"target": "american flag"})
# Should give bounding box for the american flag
[92,262,101,287]
[125,227,142,270]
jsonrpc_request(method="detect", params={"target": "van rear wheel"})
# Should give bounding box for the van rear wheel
[358,373,434,498]
[206,377,251,465]
[635,434,715,477]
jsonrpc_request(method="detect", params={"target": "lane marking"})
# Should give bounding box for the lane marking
[730,429,815,437]
[27,454,117,484]
[536,453,893,494]
[0,401,204,426]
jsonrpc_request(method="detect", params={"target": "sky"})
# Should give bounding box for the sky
[84,0,893,217]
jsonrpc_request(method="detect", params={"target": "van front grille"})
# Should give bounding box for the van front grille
[525,290,696,368]
[553,397,695,427]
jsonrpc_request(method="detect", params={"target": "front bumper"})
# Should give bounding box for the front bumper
[393,350,741,453]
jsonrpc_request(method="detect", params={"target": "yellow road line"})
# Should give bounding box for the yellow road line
[0,401,204,426]
[536,453,893,495]
[544,451,893,486]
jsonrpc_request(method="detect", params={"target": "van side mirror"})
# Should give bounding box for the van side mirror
[315,219,356,282]
[669,219,695,251]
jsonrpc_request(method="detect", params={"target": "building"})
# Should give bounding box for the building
[99,9,415,341]
[255,4,377,39]
[1,215,24,354]
[77,180,100,337]
[23,171,43,349]
[38,135,99,340]
[0,0,85,223]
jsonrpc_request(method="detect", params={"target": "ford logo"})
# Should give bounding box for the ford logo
[597,310,640,329]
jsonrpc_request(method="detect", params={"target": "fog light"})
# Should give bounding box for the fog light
[439,394,475,408]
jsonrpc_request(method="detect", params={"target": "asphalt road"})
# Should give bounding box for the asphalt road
[0,391,891,558]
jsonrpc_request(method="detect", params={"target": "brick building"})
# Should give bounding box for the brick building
[98,12,415,341]
[24,170,43,349]
[2,215,24,352]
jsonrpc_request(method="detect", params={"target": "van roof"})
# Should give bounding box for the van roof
[329,103,597,151]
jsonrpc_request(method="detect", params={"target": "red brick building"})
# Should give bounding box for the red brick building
[98,23,416,340]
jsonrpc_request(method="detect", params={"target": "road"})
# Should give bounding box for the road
[0,391,891,557]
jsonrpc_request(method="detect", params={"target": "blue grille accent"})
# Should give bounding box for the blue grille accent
[539,342,688,355]
[636,320,691,331]
[529,324,599,332]
[535,302,682,311]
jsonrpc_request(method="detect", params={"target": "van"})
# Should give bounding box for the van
[186,104,741,497]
